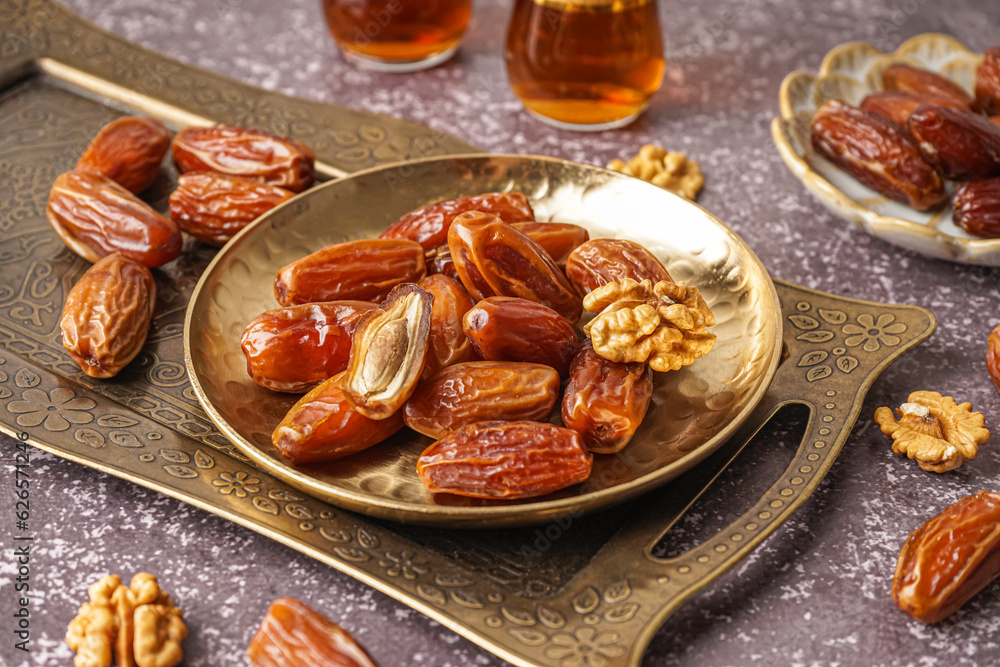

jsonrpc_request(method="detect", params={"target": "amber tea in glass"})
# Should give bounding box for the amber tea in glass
[505,0,665,130]
[322,0,472,72]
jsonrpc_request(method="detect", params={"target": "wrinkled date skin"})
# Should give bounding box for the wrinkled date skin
[954,177,1000,238]
[241,301,376,393]
[908,104,1000,181]
[463,296,580,378]
[561,341,653,454]
[47,170,183,267]
[248,597,379,667]
[416,421,593,499]
[274,239,426,306]
[448,211,582,322]
[859,90,969,131]
[988,323,1000,395]
[60,253,156,379]
[172,125,316,192]
[893,491,1000,623]
[510,221,590,267]
[810,100,947,210]
[425,244,459,280]
[380,192,534,251]
[404,361,560,439]
[564,238,673,297]
[883,62,977,109]
[76,116,171,194]
[978,48,1000,115]
[418,274,476,377]
[169,172,294,246]
[272,371,404,463]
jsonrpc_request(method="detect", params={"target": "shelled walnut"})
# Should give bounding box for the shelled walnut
[607,145,704,200]
[874,391,990,473]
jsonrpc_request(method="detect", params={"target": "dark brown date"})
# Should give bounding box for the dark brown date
[404,361,559,439]
[954,178,1000,238]
[564,238,673,297]
[425,245,459,280]
[380,192,534,251]
[172,125,315,192]
[882,62,977,109]
[561,341,653,454]
[510,221,590,267]
[76,116,171,194]
[977,47,1000,115]
[448,211,582,322]
[169,172,293,246]
[241,301,376,393]
[907,104,1000,181]
[418,274,476,377]
[274,239,426,306]
[859,90,969,130]
[47,170,183,267]
[272,371,404,463]
[810,100,946,210]
[248,597,379,667]
[463,296,579,378]
[416,421,593,499]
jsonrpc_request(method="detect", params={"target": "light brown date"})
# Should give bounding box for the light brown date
[859,90,969,130]
[416,421,593,499]
[47,170,183,267]
[893,491,1000,623]
[979,48,1000,116]
[561,341,653,454]
[417,274,476,377]
[169,172,294,246]
[274,239,426,306]
[908,104,1000,181]
[954,178,1000,238]
[564,238,673,297]
[883,62,977,109]
[448,210,582,322]
[248,597,379,667]
[380,192,534,251]
[510,221,590,268]
[172,125,316,192]
[988,323,1000,395]
[810,100,946,211]
[241,301,377,393]
[272,371,404,463]
[60,253,156,379]
[341,284,434,420]
[404,361,560,439]
[76,116,171,194]
[463,297,579,378]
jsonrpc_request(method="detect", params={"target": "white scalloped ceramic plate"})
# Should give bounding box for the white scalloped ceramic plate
[771,34,997,265]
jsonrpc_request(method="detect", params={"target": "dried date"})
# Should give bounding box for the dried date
[418,274,476,377]
[248,597,379,667]
[448,210,582,322]
[380,192,534,251]
[172,125,315,192]
[416,421,593,499]
[425,244,459,280]
[272,371,404,463]
[561,341,653,454]
[60,253,156,378]
[404,361,560,439]
[882,62,977,109]
[565,238,673,297]
[810,100,946,210]
[241,301,376,393]
[988,323,1000,395]
[908,104,1000,181]
[979,48,1000,115]
[859,90,969,130]
[169,172,294,246]
[510,221,590,267]
[47,170,183,267]
[76,116,171,194]
[954,177,1000,238]
[274,239,426,306]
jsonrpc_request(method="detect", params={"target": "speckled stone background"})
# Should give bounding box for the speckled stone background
[2,0,1000,665]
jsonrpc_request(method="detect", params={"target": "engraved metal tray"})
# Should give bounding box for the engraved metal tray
[0,1,936,664]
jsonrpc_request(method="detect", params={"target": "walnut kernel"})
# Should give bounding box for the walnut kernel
[607,144,704,200]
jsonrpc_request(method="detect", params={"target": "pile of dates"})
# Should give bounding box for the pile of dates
[49,117,316,378]
[243,192,716,500]
[811,48,1000,237]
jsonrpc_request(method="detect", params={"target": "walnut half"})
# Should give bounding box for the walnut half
[874,391,991,473]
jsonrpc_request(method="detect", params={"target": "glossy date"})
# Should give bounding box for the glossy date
[418,274,476,377]
[907,104,1000,181]
[76,116,171,194]
[380,192,534,251]
[564,238,672,297]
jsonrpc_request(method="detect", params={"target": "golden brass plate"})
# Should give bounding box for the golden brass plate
[184,154,783,527]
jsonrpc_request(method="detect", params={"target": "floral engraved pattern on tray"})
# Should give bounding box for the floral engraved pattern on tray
[212,470,261,498]
[7,386,95,430]
[842,313,907,352]
[545,627,626,667]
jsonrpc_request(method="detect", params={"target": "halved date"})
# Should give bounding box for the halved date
[241,301,376,393]
[169,172,294,246]
[76,116,171,194]
[810,100,946,210]
[381,192,534,251]
[954,177,1000,238]
[405,361,559,439]
[418,274,476,377]
[47,170,182,267]
[274,239,425,306]
[977,48,1000,115]
[172,125,315,192]
[463,296,579,378]
[882,62,976,109]
[510,221,590,268]
[908,104,1000,181]
[416,421,592,499]
[448,211,582,322]
[561,341,653,454]
[565,238,673,297]
[272,371,404,463]
[248,597,379,667]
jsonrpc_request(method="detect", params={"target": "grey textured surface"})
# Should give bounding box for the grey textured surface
[2,0,1000,665]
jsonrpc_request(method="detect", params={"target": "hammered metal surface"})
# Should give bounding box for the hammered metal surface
[185,154,782,526]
